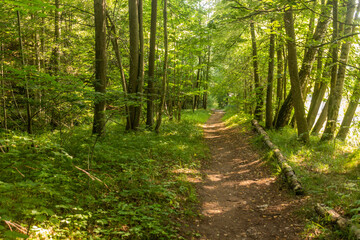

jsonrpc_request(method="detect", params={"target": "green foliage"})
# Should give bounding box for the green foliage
[0,110,210,239]
[222,106,252,128]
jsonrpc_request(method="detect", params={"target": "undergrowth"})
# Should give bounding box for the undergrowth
[0,110,210,239]
[223,108,360,239]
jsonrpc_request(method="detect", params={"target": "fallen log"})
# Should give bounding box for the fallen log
[315,203,360,240]
[251,119,304,195]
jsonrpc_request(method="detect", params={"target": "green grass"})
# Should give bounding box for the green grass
[0,110,211,239]
[222,109,360,239]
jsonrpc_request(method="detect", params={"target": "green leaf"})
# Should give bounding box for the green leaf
[4,231,29,239]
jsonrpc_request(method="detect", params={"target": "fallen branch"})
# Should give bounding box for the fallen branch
[251,119,304,195]
[74,165,109,190]
[315,203,360,239]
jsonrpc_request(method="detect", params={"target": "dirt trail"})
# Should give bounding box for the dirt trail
[194,111,305,240]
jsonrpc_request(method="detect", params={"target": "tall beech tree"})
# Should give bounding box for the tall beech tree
[283,5,309,143]
[155,0,168,133]
[265,20,275,129]
[146,0,157,128]
[250,20,263,121]
[127,0,141,130]
[92,0,107,135]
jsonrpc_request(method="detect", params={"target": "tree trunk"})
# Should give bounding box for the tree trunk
[276,42,284,103]
[146,0,157,128]
[311,99,329,135]
[321,0,356,141]
[17,11,32,134]
[106,13,131,127]
[92,0,107,135]
[133,0,144,129]
[250,20,263,121]
[306,48,329,129]
[155,0,167,133]
[204,44,211,110]
[192,56,201,111]
[265,21,275,129]
[336,76,360,141]
[284,6,309,142]
[1,43,6,129]
[275,0,331,129]
[54,0,61,74]
[127,0,139,130]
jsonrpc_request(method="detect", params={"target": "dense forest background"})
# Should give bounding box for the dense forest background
[1,0,360,238]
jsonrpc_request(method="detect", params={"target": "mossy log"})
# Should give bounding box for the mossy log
[251,119,304,195]
[315,203,360,240]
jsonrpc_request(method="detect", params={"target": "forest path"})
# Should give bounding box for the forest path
[194,111,305,240]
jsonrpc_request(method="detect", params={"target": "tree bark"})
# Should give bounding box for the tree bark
[193,56,201,111]
[127,0,139,130]
[250,20,263,121]
[311,99,329,135]
[17,11,32,134]
[134,0,144,129]
[92,0,107,135]
[155,0,168,133]
[203,44,211,110]
[54,0,61,73]
[336,76,360,141]
[106,13,131,127]
[146,0,157,128]
[284,6,309,142]
[265,21,275,129]
[276,42,284,104]
[1,43,6,129]
[321,0,356,141]
[306,48,329,129]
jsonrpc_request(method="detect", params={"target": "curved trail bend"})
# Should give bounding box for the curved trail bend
[194,111,305,240]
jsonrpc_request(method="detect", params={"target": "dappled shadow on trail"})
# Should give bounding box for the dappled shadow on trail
[193,112,305,240]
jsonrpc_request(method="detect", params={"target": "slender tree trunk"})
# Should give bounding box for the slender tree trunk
[1,43,6,129]
[306,48,328,129]
[284,6,309,142]
[250,20,263,121]
[134,0,144,129]
[40,15,46,70]
[276,42,284,103]
[265,21,275,129]
[321,0,356,141]
[274,42,284,125]
[193,56,201,111]
[283,48,287,101]
[146,0,157,128]
[275,0,331,128]
[336,76,360,141]
[312,99,329,135]
[17,11,32,134]
[50,0,61,129]
[92,0,107,135]
[53,0,61,74]
[127,0,139,130]
[106,13,131,126]
[204,44,211,110]
[155,0,167,133]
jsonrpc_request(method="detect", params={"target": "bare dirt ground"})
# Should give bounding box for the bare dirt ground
[192,111,306,240]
